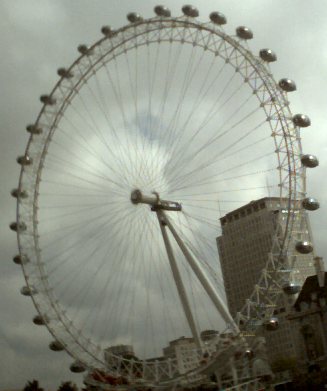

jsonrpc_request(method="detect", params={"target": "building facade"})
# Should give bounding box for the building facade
[288,269,327,367]
[216,197,316,365]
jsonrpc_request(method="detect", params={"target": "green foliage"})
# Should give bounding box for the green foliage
[57,381,78,391]
[23,380,44,391]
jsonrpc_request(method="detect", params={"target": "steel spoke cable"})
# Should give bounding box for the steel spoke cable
[80,71,134,186]
[153,40,181,139]
[110,52,140,181]
[39,201,128,238]
[168,101,262,183]
[123,36,152,183]
[41,197,123,210]
[167,65,249,174]
[177,212,220,256]
[38,202,117,222]
[171,150,274,193]
[41,179,124,195]
[97,210,143,344]
[81,211,146,344]
[144,41,161,178]
[164,115,270,192]
[42,163,126,195]
[56,114,131,183]
[153,42,190,161]
[41,192,112,198]
[161,43,206,157]
[181,198,247,205]
[52,208,142,336]
[52,214,122,299]
[160,43,197,153]
[100,58,138,181]
[173,54,224,141]
[170,184,278,198]
[92,67,133,185]
[173,167,275,193]
[65,83,128,177]
[108,212,150,344]
[148,42,184,186]
[44,204,135,275]
[167,114,265,189]
[164,67,238,178]
[216,134,270,164]
[123,43,146,180]
[117,210,147,343]
[45,149,127,192]
[133,39,157,182]
[125,214,151,347]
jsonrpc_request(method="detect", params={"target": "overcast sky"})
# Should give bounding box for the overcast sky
[1,0,327,389]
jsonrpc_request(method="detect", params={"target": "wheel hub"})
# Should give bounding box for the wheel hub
[130,189,182,211]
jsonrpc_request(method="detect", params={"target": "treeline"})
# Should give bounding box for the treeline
[23,379,80,391]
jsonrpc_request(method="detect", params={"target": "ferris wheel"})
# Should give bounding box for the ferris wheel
[11,4,319,388]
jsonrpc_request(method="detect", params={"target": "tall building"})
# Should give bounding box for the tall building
[216,197,316,365]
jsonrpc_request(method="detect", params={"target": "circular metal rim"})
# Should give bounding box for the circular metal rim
[15,15,303,383]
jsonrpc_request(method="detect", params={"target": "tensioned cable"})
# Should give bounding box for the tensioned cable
[47,205,136,296]
[53,119,128,185]
[45,151,126,193]
[167,106,264,188]
[166,70,248,174]
[172,151,274,193]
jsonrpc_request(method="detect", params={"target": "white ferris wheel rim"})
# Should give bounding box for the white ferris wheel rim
[15,12,304,382]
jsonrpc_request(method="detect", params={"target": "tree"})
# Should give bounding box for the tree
[57,381,78,391]
[23,380,44,391]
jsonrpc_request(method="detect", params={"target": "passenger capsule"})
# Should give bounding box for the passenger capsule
[26,124,42,135]
[101,26,114,36]
[264,317,278,331]
[127,12,143,23]
[57,68,74,78]
[209,11,227,25]
[245,349,254,358]
[278,78,296,92]
[293,114,311,128]
[13,254,29,265]
[10,222,27,232]
[302,197,320,211]
[295,241,313,254]
[282,282,301,295]
[21,285,38,296]
[11,188,28,199]
[259,49,277,63]
[182,5,199,17]
[301,154,319,168]
[70,361,86,373]
[236,26,253,40]
[154,5,171,17]
[40,95,56,105]
[49,340,65,351]
[77,45,93,55]
[17,155,32,166]
[33,314,48,325]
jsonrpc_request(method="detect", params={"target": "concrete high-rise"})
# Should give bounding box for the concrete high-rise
[216,197,316,365]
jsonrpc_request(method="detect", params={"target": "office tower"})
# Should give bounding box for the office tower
[217,197,315,364]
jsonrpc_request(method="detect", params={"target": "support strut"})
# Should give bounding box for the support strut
[131,189,239,344]
[156,210,202,350]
